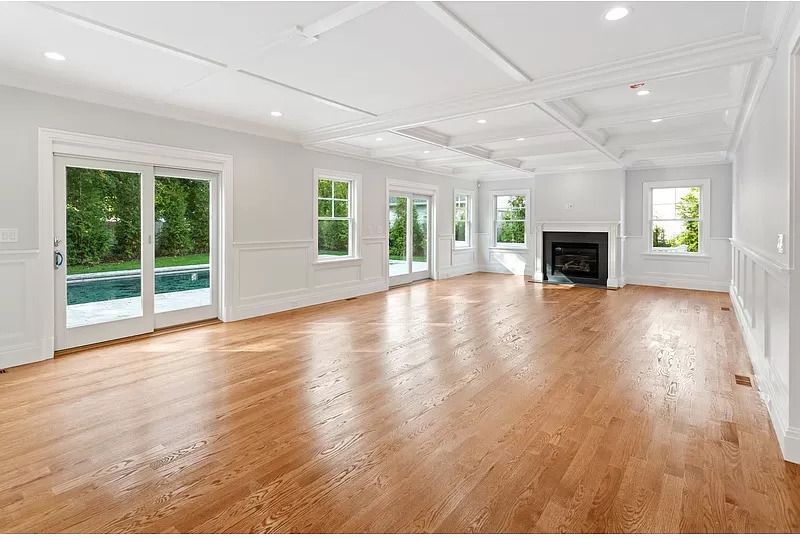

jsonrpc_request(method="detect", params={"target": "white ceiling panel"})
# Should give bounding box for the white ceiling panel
[244,2,516,114]
[165,70,369,132]
[482,131,585,152]
[444,1,749,79]
[425,105,561,138]
[0,2,217,101]
[570,65,741,116]
[43,1,352,64]
[339,132,415,150]
[603,109,739,137]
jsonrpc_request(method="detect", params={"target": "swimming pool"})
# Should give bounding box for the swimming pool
[67,267,210,305]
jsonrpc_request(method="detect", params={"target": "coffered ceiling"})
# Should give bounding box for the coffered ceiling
[0,1,792,180]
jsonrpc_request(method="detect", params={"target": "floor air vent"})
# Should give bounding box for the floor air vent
[735,374,752,387]
[721,306,731,311]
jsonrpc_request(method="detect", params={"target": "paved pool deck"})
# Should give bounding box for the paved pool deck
[67,288,211,327]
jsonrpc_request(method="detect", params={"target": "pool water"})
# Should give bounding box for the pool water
[68,269,210,305]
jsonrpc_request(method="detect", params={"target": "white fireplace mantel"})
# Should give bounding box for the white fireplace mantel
[532,221,623,288]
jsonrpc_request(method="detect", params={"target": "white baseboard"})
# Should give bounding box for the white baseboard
[729,284,798,463]
[478,264,529,276]
[438,264,478,279]
[625,274,729,292]
[229,278,388,321]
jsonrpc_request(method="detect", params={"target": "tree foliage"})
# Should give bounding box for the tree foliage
[651,187,700,253]
[65,168,210,268]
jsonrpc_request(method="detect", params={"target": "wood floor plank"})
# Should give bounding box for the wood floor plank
[0,274,799,533]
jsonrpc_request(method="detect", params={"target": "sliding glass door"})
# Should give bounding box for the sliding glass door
[54,157,217,350]
[388,192,430,286]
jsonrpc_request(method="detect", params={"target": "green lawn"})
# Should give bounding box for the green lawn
[68,253,209,275]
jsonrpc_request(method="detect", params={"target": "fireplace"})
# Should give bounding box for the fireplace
[543,231,609,287]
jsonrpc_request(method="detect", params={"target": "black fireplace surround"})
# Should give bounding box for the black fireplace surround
[543,231,609,287]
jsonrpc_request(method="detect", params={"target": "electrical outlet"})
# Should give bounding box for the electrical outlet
[565,202,574,210]
[0,228,18,243]
[777,233,785,254]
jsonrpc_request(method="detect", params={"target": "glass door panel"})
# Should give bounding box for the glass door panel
[411,197,429,275]
[388,194,409,278]
[154,175,211,314]
[54,157,154,350]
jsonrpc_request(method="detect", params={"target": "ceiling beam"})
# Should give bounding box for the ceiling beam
[417,2,530,83]
[606,129,734,150]
[728,56,774,158]
[535,100,623,166]
[302,34,776,144]
[301,2,386,38]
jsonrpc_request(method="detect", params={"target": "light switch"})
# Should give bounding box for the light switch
[0,228,18,243]
[777,233,785,254]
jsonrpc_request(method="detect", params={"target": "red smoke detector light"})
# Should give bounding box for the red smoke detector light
[629,82,646,89]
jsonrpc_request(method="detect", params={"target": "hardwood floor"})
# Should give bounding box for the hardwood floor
[2,273,799,533]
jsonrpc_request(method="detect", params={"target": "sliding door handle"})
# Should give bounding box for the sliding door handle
[54,251,64,269]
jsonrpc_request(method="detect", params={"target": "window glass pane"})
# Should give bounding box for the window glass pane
[496,220,525,244]
[455,221,466,242]
[651,187,675,205]
[333,199,349,218]
[652,220,699,253]
[652,203,675,219]
[318,178,332,198]
[318,219,349,257]
[496,195,526,215]
[333,181,349,199]
[318,199,332,217]
[454,207,466,222]
[388,196,407,274]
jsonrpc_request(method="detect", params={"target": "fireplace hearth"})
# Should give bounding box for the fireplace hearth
[543,231,609,287]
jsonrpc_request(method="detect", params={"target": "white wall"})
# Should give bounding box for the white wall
[625,163,733,292]
[730,9,800,463]
[0,85,477,368]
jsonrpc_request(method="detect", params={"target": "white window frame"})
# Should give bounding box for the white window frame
[313,168,361,262]
[493,190,529,249]
[453,189,473,249]
[643,178,710,256]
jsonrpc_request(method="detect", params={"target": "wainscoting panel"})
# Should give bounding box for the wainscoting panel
[438,234,478,279]
[236,241,311,301]
[361,236,387,281]
[729,238,794,461]
[0,251,43,369]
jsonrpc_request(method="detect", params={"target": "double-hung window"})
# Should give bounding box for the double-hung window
[454,192,472,248]
[494,193,527,246]
[316,173,354,259]
[646,180,706,254]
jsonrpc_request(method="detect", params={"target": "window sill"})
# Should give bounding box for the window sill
[453,245,474,251]
[313,256,363,267]
[490,245,528,251]
[640,251,711,261]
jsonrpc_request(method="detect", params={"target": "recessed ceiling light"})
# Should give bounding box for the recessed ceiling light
[651,118,663,123]
[423,150,431,154]
[604,6,629,21]
[270,111,282,117]
[476,119,488,124]
[44,51,66,61]
[375,137,383,142]
[636,89,650,96]
[516,137,525,141]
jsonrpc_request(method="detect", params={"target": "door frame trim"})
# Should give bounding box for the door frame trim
[38,128,234,360]
[386,178,438,283]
